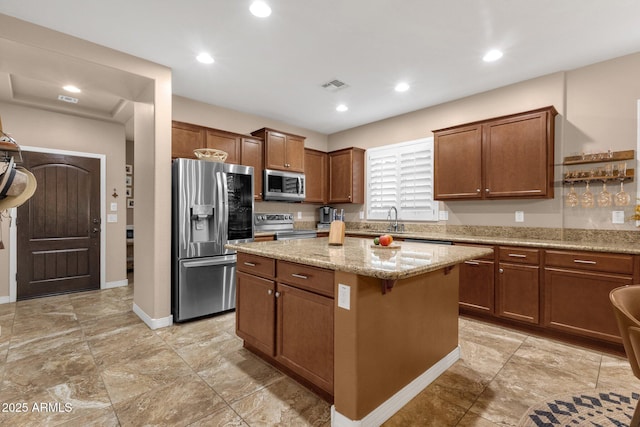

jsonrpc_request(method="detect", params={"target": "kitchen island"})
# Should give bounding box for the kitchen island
[226,237,493,427]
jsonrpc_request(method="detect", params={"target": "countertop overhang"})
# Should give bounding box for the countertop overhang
[227,237,493,281]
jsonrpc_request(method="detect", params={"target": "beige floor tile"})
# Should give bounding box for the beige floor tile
[86,323,167,368]
[80,311,143,338]
[7,328,86,363]
[598,354,640,390]
[174,330,243,372]
[456,412,502,427]
[383,384,467,426]
[231,376,331,426]
[156,312,237,348]
[113,373,227,427]
[187,406,249,426]
[198,347,285,403]
[100,346,194,404]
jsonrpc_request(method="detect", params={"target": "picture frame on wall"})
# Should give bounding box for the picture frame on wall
[125,188,132,197]
[125,164,133,174]
[127,199,134,209]
[125,175,132,186]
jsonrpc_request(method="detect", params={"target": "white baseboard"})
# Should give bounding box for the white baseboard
[331,346,461,427]
[133,303,173,330]
[0,296,11,305]
[104,279,128,289]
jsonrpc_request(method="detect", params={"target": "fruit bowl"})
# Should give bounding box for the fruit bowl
[193,148,228,162]
[371,244,401,249]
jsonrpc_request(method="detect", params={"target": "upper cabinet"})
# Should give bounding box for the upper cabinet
[433,106,557,200]
[328,147,365,204]
[171,121,206,159]
[205,129,241,164]
[304,148,328,204]
[241,137,264,200]
[251,128,305,172]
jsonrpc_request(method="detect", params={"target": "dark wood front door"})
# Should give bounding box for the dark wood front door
[17,152,101,300]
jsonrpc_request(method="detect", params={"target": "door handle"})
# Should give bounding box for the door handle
[92,227,100,233]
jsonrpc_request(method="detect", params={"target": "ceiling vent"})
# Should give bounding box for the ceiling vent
[321,79,348,92]
[58,94,79,104]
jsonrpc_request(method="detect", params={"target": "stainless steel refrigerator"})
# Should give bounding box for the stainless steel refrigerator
[172,158,254,322]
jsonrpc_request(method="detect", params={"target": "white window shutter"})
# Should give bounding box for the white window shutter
[366,137,438,221]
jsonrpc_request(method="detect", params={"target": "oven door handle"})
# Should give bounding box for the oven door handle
[181,255,236,268]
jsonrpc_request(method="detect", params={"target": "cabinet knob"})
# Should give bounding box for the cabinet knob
[275,291,281,298]
[267,289,273,295]
[485,188,490,193]
[476,188,481,193]
[499,268,504,273]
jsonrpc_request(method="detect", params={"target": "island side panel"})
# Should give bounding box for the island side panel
[334,267,460,421]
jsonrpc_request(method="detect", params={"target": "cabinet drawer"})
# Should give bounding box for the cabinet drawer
[277,261,334,298]
[237,253,276,278]
[499,247,540,265]
[545,250,633,275]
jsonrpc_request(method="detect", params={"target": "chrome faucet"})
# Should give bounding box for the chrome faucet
[387,206,398,232]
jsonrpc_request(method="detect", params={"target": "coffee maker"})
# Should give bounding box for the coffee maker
[318,206,335,229]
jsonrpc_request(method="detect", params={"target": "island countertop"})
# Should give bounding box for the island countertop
[226,236,493,280]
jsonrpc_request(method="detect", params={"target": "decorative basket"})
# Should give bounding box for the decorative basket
[193,148,228,162]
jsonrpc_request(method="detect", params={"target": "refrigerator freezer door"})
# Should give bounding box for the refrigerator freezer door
[174,254,237,322]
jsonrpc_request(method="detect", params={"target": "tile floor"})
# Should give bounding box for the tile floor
[0,281,637,426]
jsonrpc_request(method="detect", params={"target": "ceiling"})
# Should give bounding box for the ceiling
[1,1,640,135]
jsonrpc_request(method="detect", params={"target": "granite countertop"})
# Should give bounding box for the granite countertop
[226,237,493,280]
[341,230,640,254]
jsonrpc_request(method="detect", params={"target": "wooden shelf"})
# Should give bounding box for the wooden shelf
[563,149,634,165]
[563,169,634,184]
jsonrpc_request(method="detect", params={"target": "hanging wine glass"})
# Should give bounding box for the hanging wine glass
[566,184,579,207]
[597,182,612,207]
[581,181,595,208]
[615,180,631,206]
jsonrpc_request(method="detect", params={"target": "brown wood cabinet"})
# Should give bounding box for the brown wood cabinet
[544,250,635,343]
[251,128,305,172]
[328,147,365,204]
[496,247,541,324]
[241,137,264,200]
[304,148,328,204]
[456,243,495,314]
[433,106,557,200]
[235,254,335,395]
[171,121,205,159]
[206,129,241,164]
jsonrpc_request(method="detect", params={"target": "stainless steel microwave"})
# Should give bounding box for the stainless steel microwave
[263,169,305,202]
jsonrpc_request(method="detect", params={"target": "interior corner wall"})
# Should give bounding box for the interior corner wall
[0,101,127,299]
[328,51,640,231]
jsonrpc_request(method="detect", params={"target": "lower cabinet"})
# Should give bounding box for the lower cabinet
[456,243,495,314]
[496,247,541,325]
[544,250,634,343]
[235,253,334,395]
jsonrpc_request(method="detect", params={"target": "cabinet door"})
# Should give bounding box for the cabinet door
[497,263,539,324]
[264,131,287,170]
[276,283,334,393]
[241,137,264,200]
[328,148,364,204]
[286,136,305,172]
[304,148,327,203]
[544,268,630,343]
[206,129,241,164]
[459,259,494,314]
[483,110,552,198]
[236,272,276,356]
[434,125,483,199]
[172,121,205,159]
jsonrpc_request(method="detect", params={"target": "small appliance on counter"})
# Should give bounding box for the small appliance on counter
[317,205,335,230]
[255,213,317,240]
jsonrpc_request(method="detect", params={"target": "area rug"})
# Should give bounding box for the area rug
[517,389,638,426]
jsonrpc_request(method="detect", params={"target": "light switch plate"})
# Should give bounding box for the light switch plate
[107,214,117,223]
[110,202,117,211]
[515,211,524,222]
[338,284,351,310]
[612,211,625,224]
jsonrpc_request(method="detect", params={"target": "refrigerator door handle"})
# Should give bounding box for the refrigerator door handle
[216,171,229,247]
[181,254,236,268]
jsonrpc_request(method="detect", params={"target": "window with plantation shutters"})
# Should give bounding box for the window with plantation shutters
[366,137,438,221]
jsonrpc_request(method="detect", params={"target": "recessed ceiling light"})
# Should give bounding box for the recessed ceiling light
[336,104,348,112]
[250,1,271,17]
[196,52,215,64]
[395,82,410,92]
[483,49,503,62]
[63,85,81,93]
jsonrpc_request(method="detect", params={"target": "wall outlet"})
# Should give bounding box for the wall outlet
[297,211,302,219]
[338,284,351,310]
[107,214,118,223]
[359,211,364,220]
[515,211,524,222]
[438,210,448,221]
[612,211,625,224]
